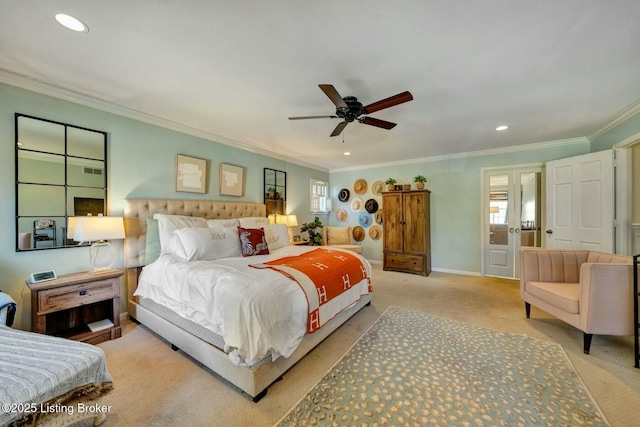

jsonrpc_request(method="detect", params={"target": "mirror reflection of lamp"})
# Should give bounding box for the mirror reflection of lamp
[72,214,125,272]
[489,206,499,224]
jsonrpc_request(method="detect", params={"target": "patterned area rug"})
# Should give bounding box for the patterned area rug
[275,306,608,427]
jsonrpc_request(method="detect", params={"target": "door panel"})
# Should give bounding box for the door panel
[404,192,426,254]
[546,150,613,252]
[382,193,403,252]
[485,173,514,277]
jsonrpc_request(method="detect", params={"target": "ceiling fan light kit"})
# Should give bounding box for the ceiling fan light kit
[289,84,413,137]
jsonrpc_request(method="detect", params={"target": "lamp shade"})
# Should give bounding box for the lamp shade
[286,214,298,227]
[276,214,298,227]
[73,215,125,243]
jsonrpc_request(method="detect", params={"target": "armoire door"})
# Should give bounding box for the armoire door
[383,192,403,252]
[403,191,428,254]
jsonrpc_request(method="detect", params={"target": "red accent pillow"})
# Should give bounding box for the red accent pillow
[238,227,270,257]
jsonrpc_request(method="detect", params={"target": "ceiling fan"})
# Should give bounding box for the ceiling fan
[289,84,413,137]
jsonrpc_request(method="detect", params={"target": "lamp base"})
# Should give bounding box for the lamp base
[90,241,116,271]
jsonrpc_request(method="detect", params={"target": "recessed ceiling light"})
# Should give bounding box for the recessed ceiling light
[496,125,509,131]
[344,151,351,156]
[55,13,89,32]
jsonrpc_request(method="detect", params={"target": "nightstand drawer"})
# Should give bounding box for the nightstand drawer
[37,278,119,314]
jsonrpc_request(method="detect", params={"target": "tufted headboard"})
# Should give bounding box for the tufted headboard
[123,198,266,269]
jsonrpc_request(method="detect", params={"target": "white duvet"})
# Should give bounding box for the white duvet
[134,245,371,366]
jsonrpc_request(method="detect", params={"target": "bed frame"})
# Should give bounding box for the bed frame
[123,198,372,402]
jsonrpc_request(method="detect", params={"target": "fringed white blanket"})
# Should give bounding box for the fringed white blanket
[0,326,113,426]
[251,248,372,333]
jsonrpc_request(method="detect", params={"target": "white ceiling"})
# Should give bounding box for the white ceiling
[2,1,640,171]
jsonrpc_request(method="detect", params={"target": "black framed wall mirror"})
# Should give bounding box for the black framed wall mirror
[15,113,108,251]
[263,168,286,217]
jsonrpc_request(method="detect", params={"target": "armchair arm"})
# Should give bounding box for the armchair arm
[579,263,634,335]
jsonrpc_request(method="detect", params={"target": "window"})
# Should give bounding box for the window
[310,179,330,213]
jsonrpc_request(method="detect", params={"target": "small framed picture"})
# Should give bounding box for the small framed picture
[176,154,207,193]
[220,163,244,196]
[293,235,301,242]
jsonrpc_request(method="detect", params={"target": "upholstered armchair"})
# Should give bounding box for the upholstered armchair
[321,226,363,254]
[520,248,635,354]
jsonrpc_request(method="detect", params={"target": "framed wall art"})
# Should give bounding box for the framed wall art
[175,154,207,193]
[220,163,244,196]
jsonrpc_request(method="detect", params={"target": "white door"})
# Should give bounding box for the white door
[484,167,542,278]
[485,172,514,277]
[545,150,614,252]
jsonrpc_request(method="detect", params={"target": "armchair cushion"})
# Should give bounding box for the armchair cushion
[320,226,363,254]
[323,226,351,245]
[526,281,580,314]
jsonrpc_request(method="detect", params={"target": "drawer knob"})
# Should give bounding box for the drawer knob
[80,290,87,296]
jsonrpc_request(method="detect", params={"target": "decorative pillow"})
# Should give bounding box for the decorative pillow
[237,227,270,257]
[172,227,241,261]
[207,218,240,228]
[238,216,270,228]
[145,217,162,265]
[326,226,351,245]
[153,214,207,253]
[263,224,291,252]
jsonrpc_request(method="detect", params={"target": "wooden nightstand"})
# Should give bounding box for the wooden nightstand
[292,240,310,245]
[28,269,124,344]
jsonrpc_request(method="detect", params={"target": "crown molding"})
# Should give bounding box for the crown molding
[587,97,640,141]
[330,137,589,173]
[0,69,329,173]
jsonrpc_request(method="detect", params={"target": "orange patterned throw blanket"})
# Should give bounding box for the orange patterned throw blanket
[251,248,372,333]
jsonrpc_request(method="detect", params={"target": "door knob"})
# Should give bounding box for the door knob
[509,228,514,233]
[546,230,553,234]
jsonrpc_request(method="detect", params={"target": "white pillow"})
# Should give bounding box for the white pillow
[207,218,240,228]
[153,214,207,253]
[238,216,270,228]
[172,227,241,261]
[263,224,291,251]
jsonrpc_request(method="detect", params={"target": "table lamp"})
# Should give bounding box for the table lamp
[73,214,125,271]
[276,214,298,243]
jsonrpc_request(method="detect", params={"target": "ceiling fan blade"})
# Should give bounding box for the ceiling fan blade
[319,84,348,110]
[360,116,397,130]
[330,121,348,137]
[289,115,338,120]
[363,91,413,114]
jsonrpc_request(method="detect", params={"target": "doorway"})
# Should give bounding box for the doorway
[483,166,543,278]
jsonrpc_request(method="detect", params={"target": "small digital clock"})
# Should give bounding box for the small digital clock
[29,270,57,284]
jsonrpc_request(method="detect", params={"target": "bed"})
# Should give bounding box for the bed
[0,325,113,427]
[124,198,372,401]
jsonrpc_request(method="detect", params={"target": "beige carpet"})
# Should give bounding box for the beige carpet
[96,265,640,427]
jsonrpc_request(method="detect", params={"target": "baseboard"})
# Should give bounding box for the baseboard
[371,259,480,277]
[431,267,481,277]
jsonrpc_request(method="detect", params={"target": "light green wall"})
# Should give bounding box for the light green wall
[328,143,590,273]
[1,83,327,330]
[590,111,640,152]
[2,81,637,330]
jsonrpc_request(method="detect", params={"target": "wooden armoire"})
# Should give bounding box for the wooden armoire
[382,189,431,276]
